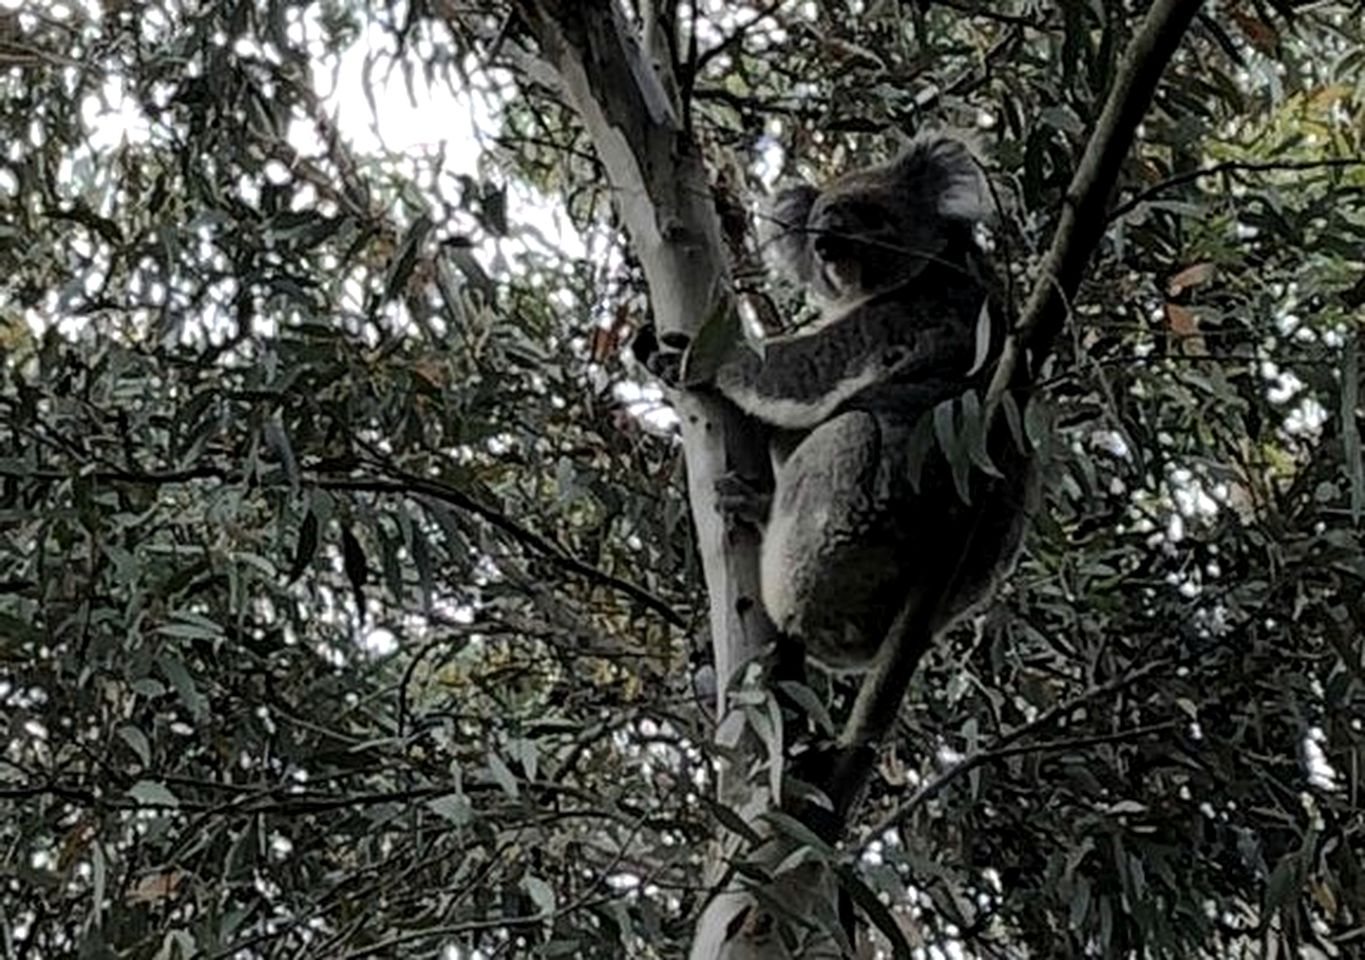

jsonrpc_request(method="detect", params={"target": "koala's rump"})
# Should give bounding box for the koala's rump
[762,410,1030,670]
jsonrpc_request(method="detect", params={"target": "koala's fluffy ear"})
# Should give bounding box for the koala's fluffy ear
[759,182,819,283]
[896,133,993,225]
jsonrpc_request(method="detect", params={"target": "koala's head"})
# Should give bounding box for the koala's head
[762,133,991,303]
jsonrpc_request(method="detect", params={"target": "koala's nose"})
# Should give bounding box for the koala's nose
[812,229,845,260]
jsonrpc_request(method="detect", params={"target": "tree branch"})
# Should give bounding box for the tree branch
[1107,156,1365,222]
[510,0,776,758]
[320,473,684,625]
[0,463,681,626]
[687,0,787,79]
[507,5,823,956]
[834,0,1206,824]
[985,0,1207,410]
[862,660,1174,843]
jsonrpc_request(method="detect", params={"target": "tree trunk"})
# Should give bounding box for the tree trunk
[510,3,791,954]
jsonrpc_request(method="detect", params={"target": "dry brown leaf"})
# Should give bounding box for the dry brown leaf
[1167,262,1216,297]
[1165,302,1206,355]
[127,870,187,904]
[1230,9,1279,54]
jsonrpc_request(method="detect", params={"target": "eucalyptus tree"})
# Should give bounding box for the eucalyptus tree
[1,1,1362,958]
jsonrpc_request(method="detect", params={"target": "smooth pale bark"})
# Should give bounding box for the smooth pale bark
[510,3,790,955]
[510,2,773,721]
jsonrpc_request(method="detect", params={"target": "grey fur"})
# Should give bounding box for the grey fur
[716,133,1029,670]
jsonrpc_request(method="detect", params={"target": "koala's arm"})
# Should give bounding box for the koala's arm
[712,295,976,430]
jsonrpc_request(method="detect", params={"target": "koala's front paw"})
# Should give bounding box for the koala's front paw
[631,324,691,387]
[714,472,772,527]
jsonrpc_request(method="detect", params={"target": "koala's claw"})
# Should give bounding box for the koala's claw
[715,472,771,526]
[631,324,690,387]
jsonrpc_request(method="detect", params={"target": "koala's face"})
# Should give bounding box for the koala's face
[805,166,943,300]
[762,135,990,304]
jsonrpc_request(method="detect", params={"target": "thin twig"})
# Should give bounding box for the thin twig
[323,472,684,625]
[861,661,1174,843]
[1108,156,1365,222]
[984,0,1208,413]
[0,463,682,626]
[689,0,787,78]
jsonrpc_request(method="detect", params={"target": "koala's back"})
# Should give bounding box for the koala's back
[761,407,1031,670]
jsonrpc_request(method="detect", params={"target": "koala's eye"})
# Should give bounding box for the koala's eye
[857,204,889,226]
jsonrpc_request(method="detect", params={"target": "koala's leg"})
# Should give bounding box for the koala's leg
[760,411,905,669]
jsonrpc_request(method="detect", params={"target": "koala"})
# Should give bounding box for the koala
[693,133,1032,670]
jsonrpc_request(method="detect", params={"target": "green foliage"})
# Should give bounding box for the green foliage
[1,1,1363,958]
[1,3,698,957]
